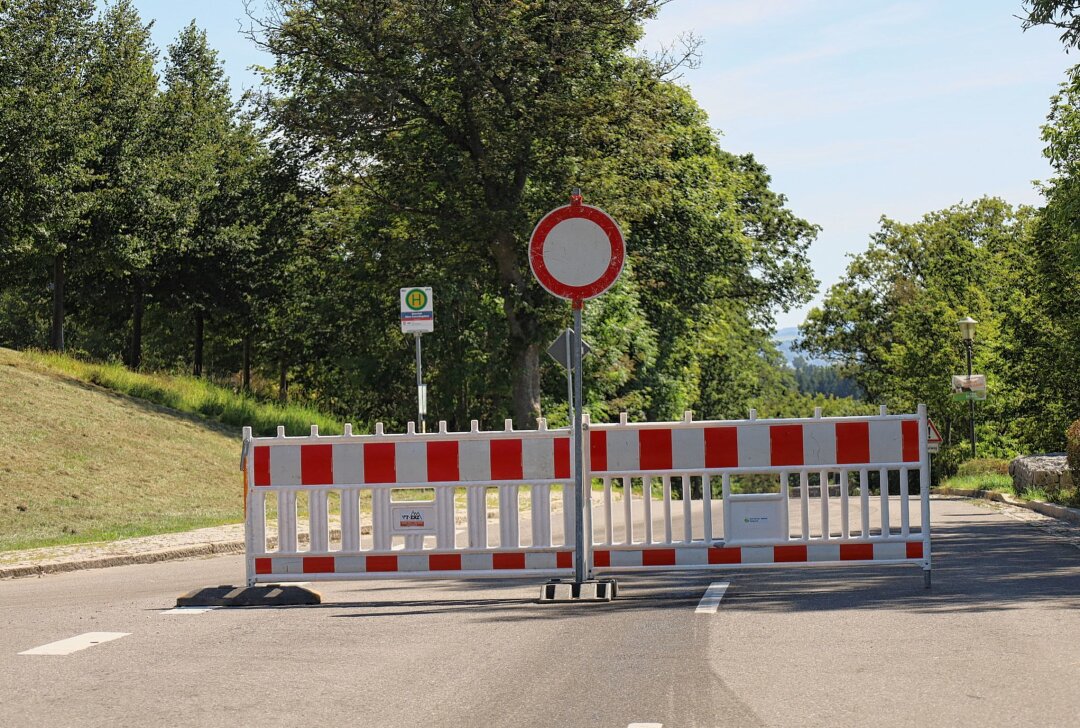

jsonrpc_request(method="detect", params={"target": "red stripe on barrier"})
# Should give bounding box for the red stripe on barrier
[704,427,739,468]
[490,439,523,480]
[639,429,673,471]
[255,557,272,574]
[770,425,804,466]
[554,438,571,479]
[303,556,335,573]
[708,547,741,564]
[590,431,608,471]
[835,421,870,464]
[556,550,572,568]
[254,447,271,486]
[363,442,396,483]
[592,550,610,567]
[366,555,398,572]
[774,544,807,562]
[428,553,461,571]
[906,541,923,559]
[493,552,526,569]
[901,420,920,462]
[642,548,676,566]
[300,444,333,485]
[840,543,874,561]
[426,441,459,482]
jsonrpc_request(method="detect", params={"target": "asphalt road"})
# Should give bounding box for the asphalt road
[2,496,1079,728]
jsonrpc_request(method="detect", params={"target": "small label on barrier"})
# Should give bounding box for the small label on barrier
[391,504,438,535]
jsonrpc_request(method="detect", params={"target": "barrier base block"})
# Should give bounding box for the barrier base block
[538,578,617,603]
[176,584,321,608]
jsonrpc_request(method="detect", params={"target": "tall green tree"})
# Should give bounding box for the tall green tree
[0,0,98,351]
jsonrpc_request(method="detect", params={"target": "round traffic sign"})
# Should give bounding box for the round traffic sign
[529,197,624,303]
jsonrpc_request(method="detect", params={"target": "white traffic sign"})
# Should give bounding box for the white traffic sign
[927,418,943,454]
[529,195,624,303]
[400,287,433,334]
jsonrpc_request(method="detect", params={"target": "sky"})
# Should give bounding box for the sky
[123,0,1075,329]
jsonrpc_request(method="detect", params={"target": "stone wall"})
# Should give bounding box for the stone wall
[1010,453,1074,498]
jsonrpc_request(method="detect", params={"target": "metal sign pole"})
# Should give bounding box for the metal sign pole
[572,304,586,583]
[564,328,574,424]
[415,332,425,434]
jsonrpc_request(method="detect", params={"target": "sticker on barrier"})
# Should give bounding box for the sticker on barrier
[241,405,933,588]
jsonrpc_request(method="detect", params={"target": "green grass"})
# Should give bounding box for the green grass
[938,471,1070,505]
[20,350,341,437]
[0,348,247,551]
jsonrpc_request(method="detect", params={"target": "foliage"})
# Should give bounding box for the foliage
[956,458,1011,477]
[1022,1,1080,49]
[789,356,863,398]
[19,349,341,437]
[1067,419,1080,481]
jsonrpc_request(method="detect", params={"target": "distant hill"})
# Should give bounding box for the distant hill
[774,326,825,365]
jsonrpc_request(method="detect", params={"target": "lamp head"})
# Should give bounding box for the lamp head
[957,316,977,342]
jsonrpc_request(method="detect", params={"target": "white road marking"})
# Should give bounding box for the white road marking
[161,606,220,615]
[695,581,730,614]
[19,632,129,656]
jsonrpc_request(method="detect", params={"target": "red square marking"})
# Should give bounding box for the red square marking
[301,444,333,485]
[774,545,807,562]
[708,547,741,564]
[554,438,571,479]
[303,556,335,573]
[366,555,398,572]
[704,427,739,468]
[428,554,461,571]
[255,557,272,574]
[901,420,920,463]
[426,441,459,482]
[906,541,923,559]
[556,551,572,568]
[493,552,526,570]
[592,550,610,568]
[835,421,870,464]
[642,548,676,566]
[590,431,608,472]
[770,425,804,466]
[490,439,523,480]
[254,447,271,486]
[639,429,673,471]
[363,442,396,483]
[840,543,874,561]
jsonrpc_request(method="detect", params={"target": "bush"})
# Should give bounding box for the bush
[956,458,1011,477]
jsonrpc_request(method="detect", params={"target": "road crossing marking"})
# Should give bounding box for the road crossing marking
[19,632,129,655]
[162,606,220,614]
[695,581,730,614]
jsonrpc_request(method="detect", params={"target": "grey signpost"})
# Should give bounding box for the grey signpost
[529,190,625,600]
[401,287,433,433]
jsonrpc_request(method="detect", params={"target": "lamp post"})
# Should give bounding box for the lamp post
[957,317,977,459]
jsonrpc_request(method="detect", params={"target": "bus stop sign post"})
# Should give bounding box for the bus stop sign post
[529,189,625,601]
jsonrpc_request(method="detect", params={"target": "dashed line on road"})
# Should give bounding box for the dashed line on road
[695,581,730,614]
[19,632,129,656]
[161,606,220,615]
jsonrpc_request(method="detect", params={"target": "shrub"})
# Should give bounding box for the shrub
[956,458,1011,477]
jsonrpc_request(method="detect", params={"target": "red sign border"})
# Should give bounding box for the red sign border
[528,202,625,303]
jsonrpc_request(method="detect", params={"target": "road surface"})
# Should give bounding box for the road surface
[2,496,1078,727]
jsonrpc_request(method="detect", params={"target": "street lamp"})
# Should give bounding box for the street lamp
[957,317,977,458]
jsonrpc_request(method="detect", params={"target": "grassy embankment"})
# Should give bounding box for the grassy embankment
[0,348,344,552]
[938,458,1079,505]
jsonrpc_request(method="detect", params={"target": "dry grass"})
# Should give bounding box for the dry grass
[0,348,243,551]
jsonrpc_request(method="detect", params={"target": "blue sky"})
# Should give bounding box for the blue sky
[125,0,1075,329]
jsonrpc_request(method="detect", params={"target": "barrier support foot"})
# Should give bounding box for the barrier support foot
[538,578,617,603]
[177,584,321,608]
[923,569,931,590]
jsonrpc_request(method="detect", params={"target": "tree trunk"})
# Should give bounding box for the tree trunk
[511,342,541,428]
[278,357,288,403]
[193,311,204,377]
[242,333,251,392]
[490,228,542,428]
[129,280,144,370]
[50,253,65,352]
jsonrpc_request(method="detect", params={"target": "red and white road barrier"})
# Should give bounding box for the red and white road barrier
[242,406,931,585]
